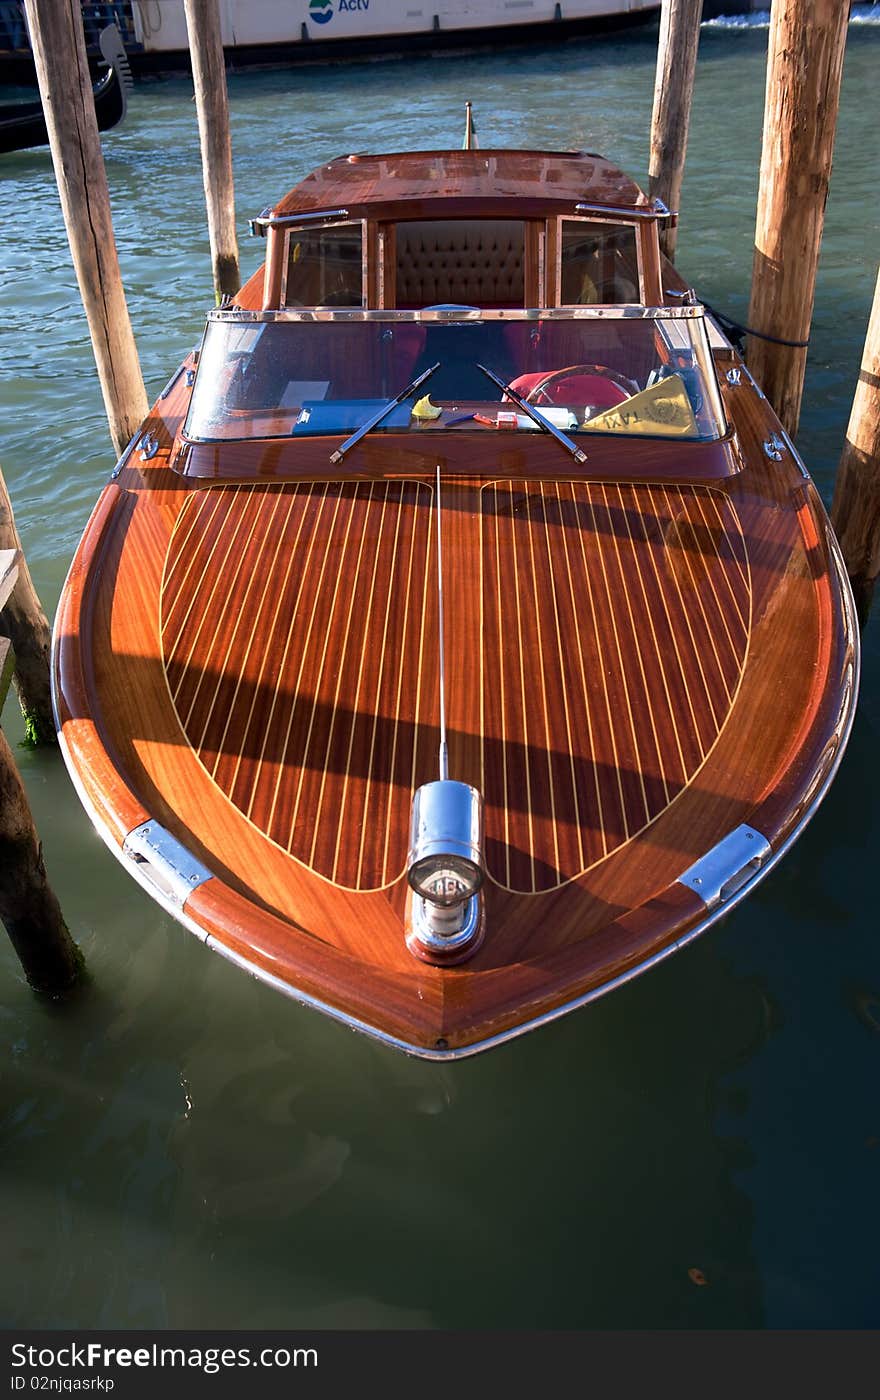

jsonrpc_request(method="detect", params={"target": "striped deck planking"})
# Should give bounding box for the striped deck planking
[160,478,750,894]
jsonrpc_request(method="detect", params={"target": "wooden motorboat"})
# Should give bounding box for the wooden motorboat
[0,24,132,155]
[52,146,859,1058]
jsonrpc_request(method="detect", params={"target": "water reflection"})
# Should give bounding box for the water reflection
[2,900,774,1327]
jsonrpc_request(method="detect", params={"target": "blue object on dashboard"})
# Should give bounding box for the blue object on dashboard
[292,400,415,435]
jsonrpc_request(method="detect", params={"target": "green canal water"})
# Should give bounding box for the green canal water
[1,14,879,1331]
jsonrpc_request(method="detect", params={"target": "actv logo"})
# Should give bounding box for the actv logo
[309,0,373,22]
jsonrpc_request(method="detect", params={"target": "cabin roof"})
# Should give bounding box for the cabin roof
[270,149,652,220]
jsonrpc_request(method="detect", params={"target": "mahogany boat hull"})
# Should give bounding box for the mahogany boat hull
[50,146,859,1056]
[51,344,859,1058]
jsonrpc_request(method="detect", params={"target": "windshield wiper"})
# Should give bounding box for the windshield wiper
[476,364,588,466]
[329,362,441,465]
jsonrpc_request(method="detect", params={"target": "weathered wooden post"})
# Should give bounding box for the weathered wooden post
[23,0,148,456]
[648,0,704,262]
[182,0,241,299]
[831,268,880,627]
[746,0,850,438]
[0,464,54,746]
[0,727,83,992]
[1,556,82,993]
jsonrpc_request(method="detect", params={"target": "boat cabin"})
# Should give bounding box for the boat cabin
[248,149,664,309]
[181,150,728,468]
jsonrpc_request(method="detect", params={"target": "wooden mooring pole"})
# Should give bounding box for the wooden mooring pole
[183,0,241,300]
[648,0,704,263]
[831,268,880,628]
[23,0,148,457]
[746,0,850,438]
[0,726,82,993]
[0,464,55,746]
[1,553,81,993]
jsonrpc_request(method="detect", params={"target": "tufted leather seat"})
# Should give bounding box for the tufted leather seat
[396,221,524,308]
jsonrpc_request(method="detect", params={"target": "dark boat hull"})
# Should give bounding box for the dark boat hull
[0,34,128,154]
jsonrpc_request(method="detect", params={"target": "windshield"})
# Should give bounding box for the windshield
[184,312,727,443]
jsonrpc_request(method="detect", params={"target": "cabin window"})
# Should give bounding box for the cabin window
[282,222,365,307]
[395,220,525,309]
[560,219,640,304]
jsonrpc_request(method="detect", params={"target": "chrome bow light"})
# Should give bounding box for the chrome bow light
[406,779,485,963]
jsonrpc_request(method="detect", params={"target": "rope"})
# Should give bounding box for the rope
[703,300,811,351]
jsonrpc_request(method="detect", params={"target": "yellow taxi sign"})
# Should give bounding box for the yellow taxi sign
[585,373,698,437]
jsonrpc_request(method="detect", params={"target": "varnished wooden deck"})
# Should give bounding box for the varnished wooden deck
[478,479,750,891]
[162,479,436,890]
[159,478,751,896]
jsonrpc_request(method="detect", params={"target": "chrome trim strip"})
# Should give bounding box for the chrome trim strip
[740,363,767,400]
[771,422,812,481]
[122,820,214,907]
[249,207,350,236]
[678,824,772,908]
[49,735,213,947]
[204,304,706,325]
[109,425,145,480]
[158,364,185,400]
[574,201,658,221]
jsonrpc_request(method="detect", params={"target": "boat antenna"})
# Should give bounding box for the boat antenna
[462,101,478,151]
[435,462,449,781]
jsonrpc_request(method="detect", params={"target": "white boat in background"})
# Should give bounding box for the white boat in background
[126,0,661,68]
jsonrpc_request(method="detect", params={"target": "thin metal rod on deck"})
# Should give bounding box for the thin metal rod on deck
[435,464,448,782]
[746,0,850,438]
[23,0,148,457]
[183,0,241,299]
[648,0,704,263]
